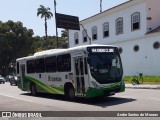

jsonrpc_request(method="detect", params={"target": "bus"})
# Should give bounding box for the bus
[16,45,125,100]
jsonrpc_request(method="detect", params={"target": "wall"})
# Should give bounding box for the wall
[112,33,160,76]
[146,0,160,32]
[69,0,147,47]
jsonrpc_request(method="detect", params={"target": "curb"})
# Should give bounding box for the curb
[126,86,160,90]
[125,84,160,90]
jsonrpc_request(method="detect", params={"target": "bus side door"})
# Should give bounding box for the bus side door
[74,56,89,96]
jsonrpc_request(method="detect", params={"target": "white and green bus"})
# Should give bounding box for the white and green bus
[16,45,125,99]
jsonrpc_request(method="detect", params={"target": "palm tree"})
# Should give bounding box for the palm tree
[37,5,53,39]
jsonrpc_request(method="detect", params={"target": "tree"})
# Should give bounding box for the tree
[37,5,53,39]
[61,29,67,38]
[0,20,34,76]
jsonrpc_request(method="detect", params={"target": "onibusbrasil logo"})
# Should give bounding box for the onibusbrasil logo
[1,112,42,118]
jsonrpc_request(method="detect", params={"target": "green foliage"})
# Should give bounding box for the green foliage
[0,20,34,76]
[124,76,160,84]
[61,29,68,38]
[0,20,67,76]
[32,35,68,53]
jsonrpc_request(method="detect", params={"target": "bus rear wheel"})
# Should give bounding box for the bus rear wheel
[30,84,37,96]
[65,86,75,101]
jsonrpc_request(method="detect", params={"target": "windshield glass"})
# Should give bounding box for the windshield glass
[88,47,123,84]
[0,75,3,78]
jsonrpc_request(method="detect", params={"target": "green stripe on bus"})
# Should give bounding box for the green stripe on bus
[24,76,64,94]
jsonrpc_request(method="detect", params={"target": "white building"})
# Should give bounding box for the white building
[68,0,160,76]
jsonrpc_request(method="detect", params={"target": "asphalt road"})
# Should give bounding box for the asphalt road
[0,82,160,120]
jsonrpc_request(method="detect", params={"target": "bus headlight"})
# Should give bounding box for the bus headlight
[91,81,100,89]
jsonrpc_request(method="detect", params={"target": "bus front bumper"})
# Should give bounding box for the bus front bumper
[85,81,125,98]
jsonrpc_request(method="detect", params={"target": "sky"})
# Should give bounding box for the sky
[0,0,129,37]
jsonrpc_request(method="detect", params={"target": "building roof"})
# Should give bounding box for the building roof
[80,0,132,23]
[146,26,160,34]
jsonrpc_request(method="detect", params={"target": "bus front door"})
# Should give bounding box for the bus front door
[74,57,86,96]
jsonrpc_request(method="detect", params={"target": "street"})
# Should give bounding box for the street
[0,82,160,119]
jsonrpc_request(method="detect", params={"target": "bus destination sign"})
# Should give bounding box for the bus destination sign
[91,48,114,53]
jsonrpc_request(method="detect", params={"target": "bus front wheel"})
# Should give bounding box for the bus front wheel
[30,83,37,96]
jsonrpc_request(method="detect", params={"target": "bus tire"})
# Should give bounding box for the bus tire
[65,84,75,101]
[30,83,37,96]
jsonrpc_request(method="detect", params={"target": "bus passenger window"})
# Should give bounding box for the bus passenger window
[45,56,57,72]
[27,60,35,73]
[16,62,19,74]
[57,54,71,72]
[35,58,45,73]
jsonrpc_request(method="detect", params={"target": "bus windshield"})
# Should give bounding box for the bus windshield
[88,47,123,84]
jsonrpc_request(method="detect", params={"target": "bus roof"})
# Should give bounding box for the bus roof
[16,44,116,61]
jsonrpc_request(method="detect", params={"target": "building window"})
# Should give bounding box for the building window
[153,41,160,50]
[131,12,140,31]
[74,32,79,45]
[82,29,87,43]
[103,22,109,38]
[92,26,97,40]
[118,47,123,54]
[133,45,139,52]
[116,18,123,35]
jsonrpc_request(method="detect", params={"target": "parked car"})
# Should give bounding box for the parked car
[9,76,18,86]
[5,75,14,82]
[0,75,5,84]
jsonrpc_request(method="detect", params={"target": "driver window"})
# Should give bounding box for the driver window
[112,56,120,68]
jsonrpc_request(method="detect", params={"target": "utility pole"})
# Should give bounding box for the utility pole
[54,0,59,48]
[100,0,102,13]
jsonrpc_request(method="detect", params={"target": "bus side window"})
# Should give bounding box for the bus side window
[35,58,45,73]
[27,60,35,73]
[57,54,71,72]
[16,62,19,74]
[45,56,57,72]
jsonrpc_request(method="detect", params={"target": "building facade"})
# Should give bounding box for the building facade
[68,0,160,76]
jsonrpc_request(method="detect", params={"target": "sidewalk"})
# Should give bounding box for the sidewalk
[125,84,160,89]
